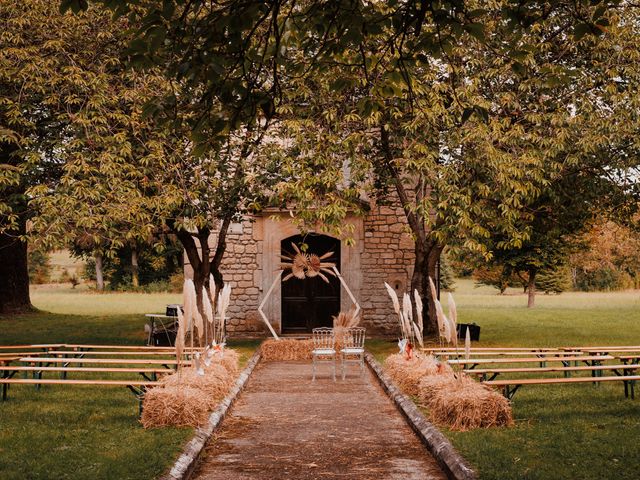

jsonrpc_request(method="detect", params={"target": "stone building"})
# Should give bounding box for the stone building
[185,200,417,337]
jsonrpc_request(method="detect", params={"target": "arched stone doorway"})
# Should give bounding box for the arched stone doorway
[280,233,341,333]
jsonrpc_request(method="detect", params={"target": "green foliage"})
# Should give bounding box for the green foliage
[536,266,572,294]
[27,248,51,284]
[574,268,632,292]
[439,253,456,291]
[570,220,640,291]
[81,240,182,291]
[472,264,523,294]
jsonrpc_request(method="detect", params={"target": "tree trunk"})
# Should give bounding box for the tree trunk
[379,121,444,335]
[0,142,32,313]
[94,252,104,291]
[131,248,139,288]
[527,267,537,308]
[0,225,32,314]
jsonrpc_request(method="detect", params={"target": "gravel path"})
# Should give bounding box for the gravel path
[193,360,446,480]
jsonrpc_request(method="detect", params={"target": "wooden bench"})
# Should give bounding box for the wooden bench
[62,344,198,351]
[0,377,162,413]
[48,350,184,357]
[432,350,583,358]
[616,355,640,365]
[0,366,171,382]
[0,344,64,351]
[464,364,640,391]
[0,357,21,366]
[448,355,614,369]
[483,375,640,400]
[19,357,191,367]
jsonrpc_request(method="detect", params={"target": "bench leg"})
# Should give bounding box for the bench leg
[503,384,521,400]
[126,385,146,417]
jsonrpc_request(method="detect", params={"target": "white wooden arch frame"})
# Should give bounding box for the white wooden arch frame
[258,266,361,340]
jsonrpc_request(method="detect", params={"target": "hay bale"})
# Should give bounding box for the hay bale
[383,353,453,396]
[261,338,313,361]
[418,374,513,431]
[161,364,233,403]
[141,386,210,428]
[207,348,240,376]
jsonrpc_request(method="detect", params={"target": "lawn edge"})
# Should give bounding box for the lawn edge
[159,350,262,480]
[364,352,478,480]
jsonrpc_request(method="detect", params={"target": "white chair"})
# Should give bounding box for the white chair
[311,327,336,381]
[340,327,366,380]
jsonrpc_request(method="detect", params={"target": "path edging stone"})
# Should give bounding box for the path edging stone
[159,350,262,480]
[365,352,478,480]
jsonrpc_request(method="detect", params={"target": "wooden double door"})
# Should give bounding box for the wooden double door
[281,234,341,334]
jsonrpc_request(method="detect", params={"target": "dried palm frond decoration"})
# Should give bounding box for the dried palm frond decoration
[384,282,417,356]
[280,242,336,283]
[332,308,361,329]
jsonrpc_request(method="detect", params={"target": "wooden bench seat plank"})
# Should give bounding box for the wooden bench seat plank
[49,350,183,356]
[19,357,191,366]
[0,378,161,386]
[484,375,640,386]
[0,357,20,365]
[1,366,172,374]
[483,375,640,400]
[48,351,176,356]
[62,344,199,351]
[425,347,561,352]
[0,344,64,351]
[433,351,582,357]
[464,365,640,375]
[448,355,613,366]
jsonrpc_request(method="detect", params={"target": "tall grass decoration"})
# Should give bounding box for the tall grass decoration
[208,274,217,339]
[175,308,186,371]
[429,278,445,343]
[202,286,214,344]
[465,326,471,361]
[183,279,196,350]
[448,292,458,348]
[215,283,231,345]
[385,282,423,355]
[413,289,424,348]
[194,305,205,344]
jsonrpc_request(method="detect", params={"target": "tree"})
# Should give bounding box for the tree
[263,2,640,329]
[0,1,117,312]
[62,0,637,330]
[570,219,640,291]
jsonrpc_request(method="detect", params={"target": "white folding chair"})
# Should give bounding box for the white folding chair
[340,327,366,380]
[312,327,336,381]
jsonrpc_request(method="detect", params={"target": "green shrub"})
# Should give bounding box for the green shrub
[536,266,572,294]
[28,249,51,284]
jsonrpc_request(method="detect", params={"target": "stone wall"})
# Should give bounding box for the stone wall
[185,199,416,337]
[360,202,415,336]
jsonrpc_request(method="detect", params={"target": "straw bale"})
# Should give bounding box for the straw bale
[383,353,453,396]
[261,338,313,361]
[161,364,233,403]
[418,374,513,431]
[141,386,210,428]
[207,348,240,376]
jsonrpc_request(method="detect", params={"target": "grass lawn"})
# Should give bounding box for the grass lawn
[369,279,640,480]
[0,285,259,480]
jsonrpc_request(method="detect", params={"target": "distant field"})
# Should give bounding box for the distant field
[31,283,181,316]
[48,249,85,282]
[444,278,640,347]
